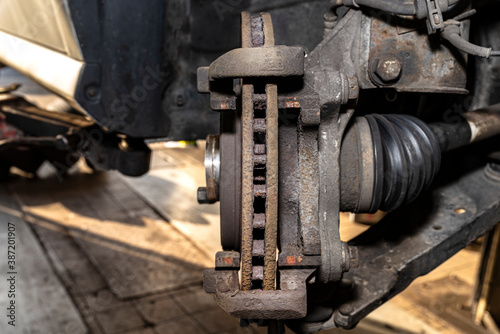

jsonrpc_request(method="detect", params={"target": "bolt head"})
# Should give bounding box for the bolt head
[339,304,354,316]
[197,187,210,204]
[85,85,100,100]
[375,56,402,83]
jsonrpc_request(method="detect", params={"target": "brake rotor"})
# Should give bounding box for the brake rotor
[218,12,280,291]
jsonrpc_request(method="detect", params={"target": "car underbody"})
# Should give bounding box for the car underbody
[1,1,500,333]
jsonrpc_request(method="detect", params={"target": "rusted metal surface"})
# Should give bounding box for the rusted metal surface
[240,11,282,291]
[253,213,266,229]
[306,67,356,283]
[239,12,282,291]
[206,268,314,319]
[254,155,267,165]
[254,144,266,154]
[209,91,237,111]
[240,83,254,290]
[264,83,279,290]
[215,251,241,269]
[202,10,327,320]
[196,67,210,93]
[253,266,264,280]
[298,128,321,255]
[254,118,266,132]
[367,15,468,94]
[317,105,353,283]
[241,13,265,291]
[208,47,305,79]
[197,65,238,111]
[241,12,252,49]
[278,122,301,258]
[251,14,264,47]
[254,184,267,197]
[205,11,302,292]
[278,255,321,267]
[261,13,275,47]
[253,240,265,257]
[304,13,362,282]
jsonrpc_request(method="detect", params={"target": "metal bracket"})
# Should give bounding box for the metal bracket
[204,253,315,319]
[208,46,305,80]
[291,162,500,332]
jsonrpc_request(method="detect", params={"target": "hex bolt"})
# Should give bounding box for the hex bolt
[374,55,403,83]
[197,187,211,204]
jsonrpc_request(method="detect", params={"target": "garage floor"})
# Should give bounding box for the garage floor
[0,68,492,334]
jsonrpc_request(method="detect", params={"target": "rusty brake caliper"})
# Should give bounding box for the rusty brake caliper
[198,11,359,322]
[199,12,313,319]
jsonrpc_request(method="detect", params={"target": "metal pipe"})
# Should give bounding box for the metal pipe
[429,103,500,152]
